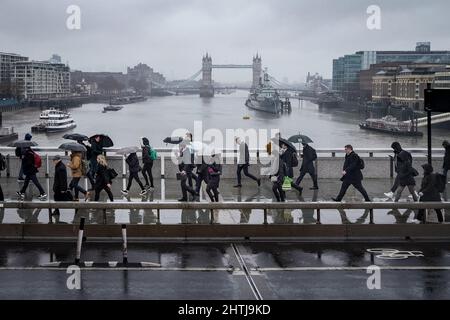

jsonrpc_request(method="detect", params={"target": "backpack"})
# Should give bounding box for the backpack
[291,152,299,167]
[359,157,365,170]
[435,173,446,193]
[15,147,22,158]
[32,151,42,169]
[311,148,317,161]
[149,148,158,161]
[0,153,6,171]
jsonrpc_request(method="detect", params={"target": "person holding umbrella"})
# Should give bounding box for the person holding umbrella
[177,139,199,202]
[295,142,319,190]
[66,150,89,201]
[87,135,111,190]
[234,137,261,188]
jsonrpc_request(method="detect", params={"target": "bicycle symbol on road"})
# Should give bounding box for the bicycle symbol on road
[366,248,424,260]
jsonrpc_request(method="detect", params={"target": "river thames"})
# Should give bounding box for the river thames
[2,90,448,148]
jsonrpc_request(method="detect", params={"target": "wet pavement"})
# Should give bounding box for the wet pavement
[0,177,449,225]
[0,241,449,299]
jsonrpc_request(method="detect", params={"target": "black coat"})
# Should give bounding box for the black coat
[142,146,153,164]
[238,142,250,164]
[126,153,141,173]
[341,151,363,183]
[95,164,111,188]
[396,150,416,186]
[207,163,222,188]
[300,145,317,173]
[419,173,441,202]
[53,161,68,193]
[90,140,103,159]
[444,146,450,170]
[280,149,295,178]
[21,148,38,176]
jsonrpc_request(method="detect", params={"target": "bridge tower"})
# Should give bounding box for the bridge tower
[200,53,214,97]
[252,53,262,89]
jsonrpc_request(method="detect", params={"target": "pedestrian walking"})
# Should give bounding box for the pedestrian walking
[52,155,71,216]
[87,135,104,190]
[280,143,303,193]
[443,140,450,183]
[384,142,415,199]
[389,142,418,202]
[67,151,89,201]
[15,133,32,182]
[178,140,199,202]
[295,142,319,190]
[141,137,155,190]
[94,155,114,202]
[206,154,222,202]
[234,137,260,188]
[195,156,209,194]
[121,152,147,196]
[417,164,444,223]
[332,145,370,202]
[16,146,47,200]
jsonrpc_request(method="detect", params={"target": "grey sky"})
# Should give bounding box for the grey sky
[1,0,449,82]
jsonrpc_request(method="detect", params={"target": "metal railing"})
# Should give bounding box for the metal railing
[1,201,449,225]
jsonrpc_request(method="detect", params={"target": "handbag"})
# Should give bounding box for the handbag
[282,176,293,191]
[108,168,118,180]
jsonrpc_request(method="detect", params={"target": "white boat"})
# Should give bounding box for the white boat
[39,108,70,120]
[46,112,77,132]
[33,110,76,133]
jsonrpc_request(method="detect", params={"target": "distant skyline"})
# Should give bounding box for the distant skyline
[1,0,449,82]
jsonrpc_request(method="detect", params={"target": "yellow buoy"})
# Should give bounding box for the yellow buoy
[243,115,250,120]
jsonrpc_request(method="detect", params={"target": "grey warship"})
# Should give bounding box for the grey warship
[245,72,282,114]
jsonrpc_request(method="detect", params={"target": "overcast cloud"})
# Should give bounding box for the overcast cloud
[1,0,449,82]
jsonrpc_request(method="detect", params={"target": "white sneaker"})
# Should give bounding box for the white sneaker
[139,189,148,196]
[38,193,47,201]
[384,191,394,199]
[121,190,129,195]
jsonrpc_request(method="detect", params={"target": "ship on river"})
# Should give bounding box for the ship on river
[245,72,282,114]
[359,115,423,136]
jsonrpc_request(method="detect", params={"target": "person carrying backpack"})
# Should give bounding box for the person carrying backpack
[206,153,222,202]
[141,137,155,190]
[16,146,47,200]
[332,145,370,202]
[417,164,443,223]
[67,151,89,201]
[295,142,319,190]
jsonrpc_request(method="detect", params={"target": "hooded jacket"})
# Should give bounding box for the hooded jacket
[22,148,38,176]
[392,142,416,186]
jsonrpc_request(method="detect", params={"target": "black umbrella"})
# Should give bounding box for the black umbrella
[89,134,114,148]
[163,136,183,144]
[63,133,89,141]
[288,134,313,144]
[272,137,297,153]
[59,142,87,152]
[8,140,38,148]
